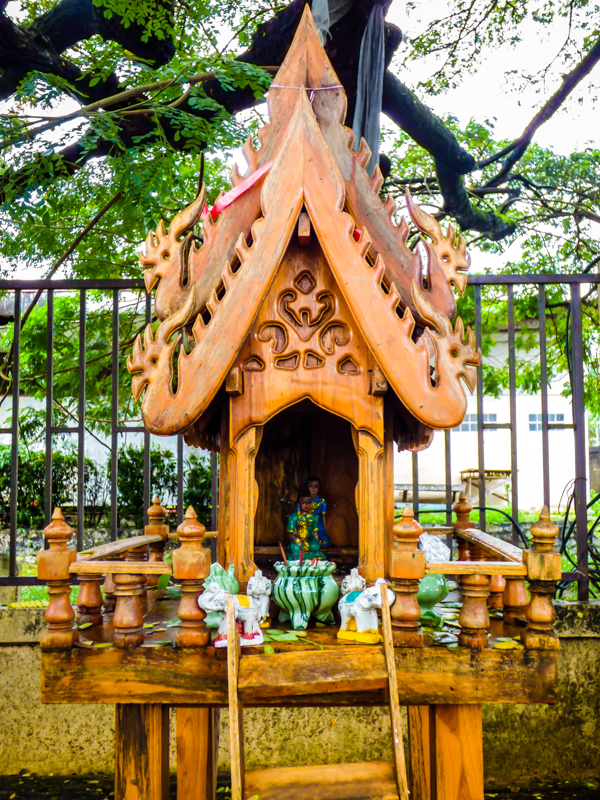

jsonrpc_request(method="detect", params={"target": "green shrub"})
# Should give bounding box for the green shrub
[0,445,108,528]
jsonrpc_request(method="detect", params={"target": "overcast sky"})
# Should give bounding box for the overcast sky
[388,0,599,154]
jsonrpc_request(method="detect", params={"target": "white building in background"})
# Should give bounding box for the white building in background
[394,329,585,513]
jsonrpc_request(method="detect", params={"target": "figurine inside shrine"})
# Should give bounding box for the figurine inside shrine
[306,476,329,548]
[286,493,322,561]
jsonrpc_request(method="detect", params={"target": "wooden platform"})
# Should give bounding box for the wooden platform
[41,599,557,707]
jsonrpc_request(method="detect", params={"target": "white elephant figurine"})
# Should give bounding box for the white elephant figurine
[247,569,272,625]
[340,567,366,596]
[337,578,395,644]
[197,583,264,648]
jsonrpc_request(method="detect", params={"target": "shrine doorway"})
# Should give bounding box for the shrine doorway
[253,400,359,570]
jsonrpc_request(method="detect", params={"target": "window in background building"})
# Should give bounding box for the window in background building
[453,413,497,432]
[528,413,565,431]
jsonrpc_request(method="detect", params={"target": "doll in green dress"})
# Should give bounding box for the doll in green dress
[286,494,322,561]
[306,476,329,548]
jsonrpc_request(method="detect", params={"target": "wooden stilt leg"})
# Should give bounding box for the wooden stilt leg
[115,704,169,800]
[431,705,484,800]
[408,706,434,800]
[176,707,219,800]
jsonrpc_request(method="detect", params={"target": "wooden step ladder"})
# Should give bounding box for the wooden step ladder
[226,591,409,800]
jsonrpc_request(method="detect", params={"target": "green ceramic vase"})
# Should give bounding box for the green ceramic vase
[273,560,339,629]
[417,573,449,627]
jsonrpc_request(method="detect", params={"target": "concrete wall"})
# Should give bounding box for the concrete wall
[1,604,599,785]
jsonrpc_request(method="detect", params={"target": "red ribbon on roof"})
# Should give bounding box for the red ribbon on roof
[202,160,273,222]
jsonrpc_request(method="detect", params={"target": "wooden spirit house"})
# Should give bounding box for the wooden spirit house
[37,8,561,800]
[128,6,479,586]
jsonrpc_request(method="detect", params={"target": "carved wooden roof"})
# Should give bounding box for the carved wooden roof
[128,7,479,443]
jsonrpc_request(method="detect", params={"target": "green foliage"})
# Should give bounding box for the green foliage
[112,442,212,527]
[0,444,108,528]
[114,442,177,527]
[183,452,213,527]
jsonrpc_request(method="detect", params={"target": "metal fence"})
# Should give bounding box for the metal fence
[0,274,596,600]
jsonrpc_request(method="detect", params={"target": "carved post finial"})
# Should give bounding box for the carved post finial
[522,506,561,650]
[453,493,473,533]
[394,505,423,548]
[389,505,424,647]
[173,505,211,647]
[145,495,169,595]
[148,495,167,524]
[37,507,78,649]
[529,506,558,553]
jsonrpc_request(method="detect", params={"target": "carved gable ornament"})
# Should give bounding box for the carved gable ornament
[128,7,480,446]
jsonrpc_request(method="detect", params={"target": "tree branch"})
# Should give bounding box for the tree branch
[483,33,600,184]
[382,71,514,239]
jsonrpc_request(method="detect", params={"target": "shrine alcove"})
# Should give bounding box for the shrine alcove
[253,401,359,571]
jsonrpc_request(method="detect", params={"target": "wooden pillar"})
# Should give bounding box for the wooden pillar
[389,506,424,647]
[37,508,78,649]
[408,706,433,800]
[487,573,505,609]
[113,571,145,649]
[228,425,262,582]
[176,708,219,800]
[522,506,561,650]
[502,576,529,626]
[76,572,104,626]
[103,552,126,615]
[408,705,484,800]
[457,544,490,650]
[432,705,484,800]
[127,542,149,616]
[146,496,169,591]
[173,506,211,647]
[352,427,386,581]
[115,704,169,800]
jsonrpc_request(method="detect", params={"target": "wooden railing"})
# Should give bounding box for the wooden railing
[389,494,561,651]
[38,492,561,654]
[37,498,214,650]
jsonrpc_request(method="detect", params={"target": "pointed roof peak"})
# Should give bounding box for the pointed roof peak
[267,6,346,125]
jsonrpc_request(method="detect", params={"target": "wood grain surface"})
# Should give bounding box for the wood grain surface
[243,761,399,800]
[114,704,169,800]
[42,643,557,706]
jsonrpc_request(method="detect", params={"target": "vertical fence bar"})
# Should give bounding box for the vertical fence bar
[411,452,419,518]
[44,289,54,528]
[570,283,589,601]
[9,290,21,578]
[110,289,119,541]
[76,290,86,551]
[210,451,218,532]
[177,434,184,525]
[444,429,453,553]
[143,292,151,525]
[474,285,486,531]
[538,285,550,510]
[507,286,519,545]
